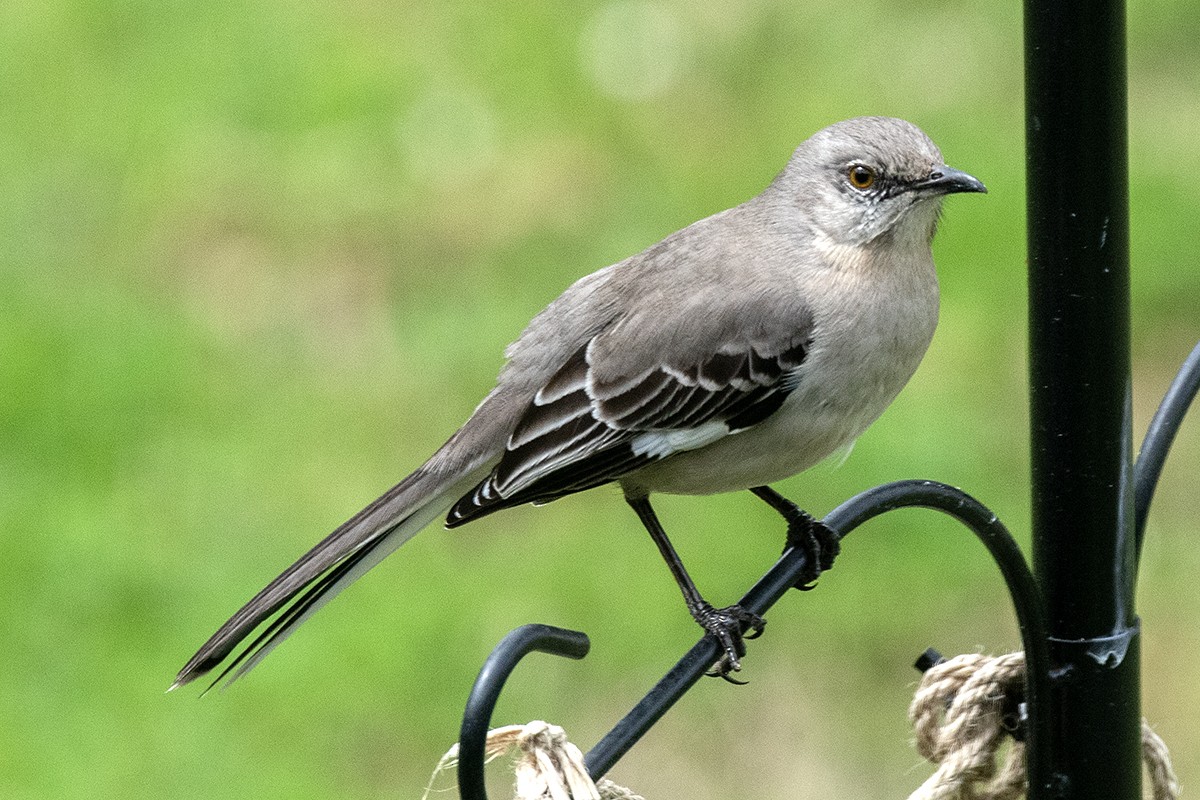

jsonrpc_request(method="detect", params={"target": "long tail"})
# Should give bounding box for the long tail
[172,465,490,691]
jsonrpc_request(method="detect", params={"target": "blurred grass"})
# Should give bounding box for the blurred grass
[1,0,1197,797]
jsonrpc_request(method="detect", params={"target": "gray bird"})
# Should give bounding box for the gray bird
[174,116,986,689]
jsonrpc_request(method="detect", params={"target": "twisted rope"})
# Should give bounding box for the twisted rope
[908,652,1179,800]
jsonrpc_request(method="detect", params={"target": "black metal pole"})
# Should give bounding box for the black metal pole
[1025,0,1140,797]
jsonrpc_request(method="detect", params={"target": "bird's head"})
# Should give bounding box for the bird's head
[775,116,986,250]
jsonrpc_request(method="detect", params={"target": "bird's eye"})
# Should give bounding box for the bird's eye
[847,164,876,190]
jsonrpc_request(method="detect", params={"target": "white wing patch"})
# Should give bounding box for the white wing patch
[630,420,731,459]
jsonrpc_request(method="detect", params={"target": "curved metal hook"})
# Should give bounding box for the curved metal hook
[822,480,1051,777]
[586,479,1047,779]
[824,480,1048,680]
[1134,340,1200,557]
[458,624,590,800]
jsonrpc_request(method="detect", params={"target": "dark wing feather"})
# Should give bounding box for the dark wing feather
[445,332,809,526]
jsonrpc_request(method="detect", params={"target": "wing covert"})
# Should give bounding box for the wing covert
[445,333,810,525]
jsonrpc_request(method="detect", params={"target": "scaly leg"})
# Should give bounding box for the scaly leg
[626,494,764,678]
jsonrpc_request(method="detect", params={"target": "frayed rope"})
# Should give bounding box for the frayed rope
[424,721,644,800]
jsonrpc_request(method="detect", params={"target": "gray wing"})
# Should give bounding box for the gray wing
[445,329,811,525]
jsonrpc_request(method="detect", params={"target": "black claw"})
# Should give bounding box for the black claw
[750,487,840,591]
[813,521,841,571]
[785,515,840,590]
[706,652,751,684]
[692,602,764,680]
[718,671,749,686]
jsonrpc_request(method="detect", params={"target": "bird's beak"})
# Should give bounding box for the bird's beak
[914,165,988,195]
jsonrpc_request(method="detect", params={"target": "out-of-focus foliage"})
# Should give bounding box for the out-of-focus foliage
[1,1,1196,797]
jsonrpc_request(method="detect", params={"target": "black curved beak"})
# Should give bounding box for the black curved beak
[915,165,988,195]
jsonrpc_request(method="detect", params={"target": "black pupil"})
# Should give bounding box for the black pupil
[853,167,871,186]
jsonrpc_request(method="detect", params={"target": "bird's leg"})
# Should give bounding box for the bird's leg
[626,495,764,679]
[750,486,840,590]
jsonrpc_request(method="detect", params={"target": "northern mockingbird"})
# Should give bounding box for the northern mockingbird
[174,116,985,689]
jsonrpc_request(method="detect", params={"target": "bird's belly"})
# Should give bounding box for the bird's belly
[623,390,874,495]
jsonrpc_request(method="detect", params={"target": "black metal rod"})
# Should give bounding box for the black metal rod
[1025,0,1140,796]
[585,479,1047,780]
[1134,340,1200,554]
[458,624,590,800]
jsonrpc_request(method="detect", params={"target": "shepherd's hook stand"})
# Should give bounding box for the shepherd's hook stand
[452,0,1200,794]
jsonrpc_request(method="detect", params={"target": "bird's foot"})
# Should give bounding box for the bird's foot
[785,511,841,591]
[691,601,765,682]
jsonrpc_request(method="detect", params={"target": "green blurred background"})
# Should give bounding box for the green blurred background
[2,0,1197,797]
